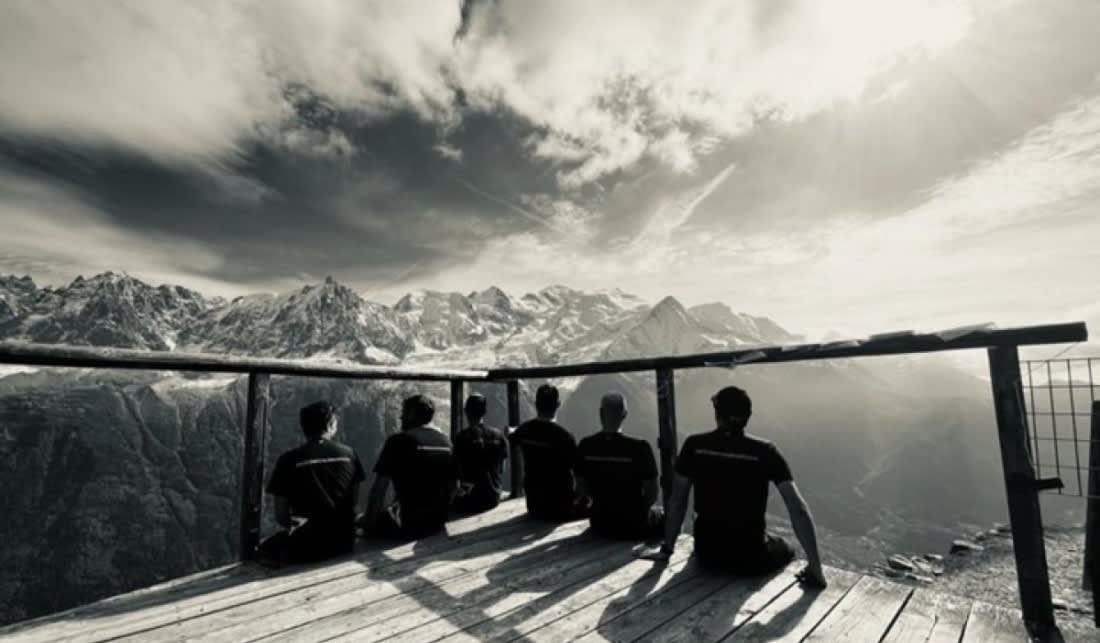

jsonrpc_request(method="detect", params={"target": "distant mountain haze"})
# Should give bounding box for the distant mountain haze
[0,272,1066,625]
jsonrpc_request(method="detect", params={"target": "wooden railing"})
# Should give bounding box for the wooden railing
[0,320,1089,635]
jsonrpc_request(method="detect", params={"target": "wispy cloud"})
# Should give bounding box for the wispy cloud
[453,177,573,235]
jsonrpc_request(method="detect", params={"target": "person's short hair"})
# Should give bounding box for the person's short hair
[464,393,487,420]
[712,386,752,420]
[300,401,336,438]
[403,394,435,426]
[600,392,627,418]
[535,384,560,415]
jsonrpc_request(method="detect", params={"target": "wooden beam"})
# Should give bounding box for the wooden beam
[0,341,489,381]
[1084,402,1100,608]
[488,322,1088,380]
[450,380,464,442]
[656,368,678,507]
[506,380,524,498]
[987,346,1055,634]
[239,372,271,562]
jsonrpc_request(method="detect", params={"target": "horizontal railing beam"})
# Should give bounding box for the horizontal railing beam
[0,342,490,381]
[488,322,1088,380]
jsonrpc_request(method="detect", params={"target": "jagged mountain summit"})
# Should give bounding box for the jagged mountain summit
[0,273,795,367]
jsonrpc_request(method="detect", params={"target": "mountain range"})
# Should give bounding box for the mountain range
[0,271,1031,625]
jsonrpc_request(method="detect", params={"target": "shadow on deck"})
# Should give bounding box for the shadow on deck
[0,499,1034,642]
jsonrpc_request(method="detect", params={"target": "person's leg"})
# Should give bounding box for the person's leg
[257,531,291,566]
[755,534,795,575]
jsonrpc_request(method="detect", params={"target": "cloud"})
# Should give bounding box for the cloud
[0,1,461,164]
[0,170,259,296]
[456,0,977,186]
[0,0,978,186]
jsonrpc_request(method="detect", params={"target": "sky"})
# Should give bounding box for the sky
[0,0,1098,343]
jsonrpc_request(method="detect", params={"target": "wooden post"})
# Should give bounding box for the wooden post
[450,380,464,442]
[506,380,524,497]
[655,368,678,508]
[239,372,271,562]
[1084,401,1100,595]
[987,346,1055,633]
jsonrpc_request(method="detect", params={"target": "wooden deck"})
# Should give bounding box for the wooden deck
[0,499,1031,643]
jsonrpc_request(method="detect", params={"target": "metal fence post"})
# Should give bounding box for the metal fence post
[239,372,271,562]
[987,346,1055,633]
[506,380,524,497]
[655,368,678,508]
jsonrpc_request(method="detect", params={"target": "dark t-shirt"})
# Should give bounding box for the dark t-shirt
[374,426,458,532]
[675,429,792,554]
[512,418,579,517]
[576,431,658,534]
[454,424,508,508]
[267,439,366,549]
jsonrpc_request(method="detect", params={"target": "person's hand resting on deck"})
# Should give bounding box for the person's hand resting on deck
[795,564,827,589]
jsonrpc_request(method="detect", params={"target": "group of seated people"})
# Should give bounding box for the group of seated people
[260,383,827,587]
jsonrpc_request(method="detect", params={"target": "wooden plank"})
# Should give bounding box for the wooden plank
[567,574,734,643]
[435,540,695,643]
[723,568,861,642]
[803,575,912,642]
[486,323,1088,380]
[0,341,490,381]
[520,557,710,641]
[960,600,1029,643]
[0,501,531,643]
[384,543,644,643]
[987,346,1055,631]
[315,540,626,643]
[655,367,678,506]
[240,372,271,561]
[633,566,799,643]
[450,380,464,441]
[880,588,971,643]
[125,518,596,643]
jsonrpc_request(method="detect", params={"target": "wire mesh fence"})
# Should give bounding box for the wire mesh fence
[1020,357,1100,498]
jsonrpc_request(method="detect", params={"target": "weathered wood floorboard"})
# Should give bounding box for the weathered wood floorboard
[960,600,1030,643]
[0,504,1038,643]
[881,587,971,643]
[632,566,798,643]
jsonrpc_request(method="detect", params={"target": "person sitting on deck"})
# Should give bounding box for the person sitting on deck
[638,386,827,588]
[511,383,589,521]
[260,401,366,564]
[576,392,664,540]
[360,394,458,541]
[453,393,509,515]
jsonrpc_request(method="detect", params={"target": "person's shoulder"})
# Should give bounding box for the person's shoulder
[682,429,717,448]
[742,432,778,451]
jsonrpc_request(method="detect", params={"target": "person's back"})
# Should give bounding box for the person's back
[264,401,365,563]
[639,385,824,586]
[512,384,583,521]
[577,431,660,538]
[376,425,457,535]
[453,395,508,514]
[513,418,578,518]
[677,428,789,566]
[365,394,458,540]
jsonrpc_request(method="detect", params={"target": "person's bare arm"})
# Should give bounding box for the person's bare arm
[777,480,826,587]
[274,496,292,529]
[637,472,690,559]
[641,477,659,508]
